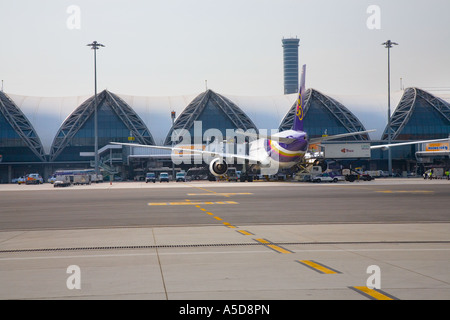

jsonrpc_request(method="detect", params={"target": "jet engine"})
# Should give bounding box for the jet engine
[209,158,228,176]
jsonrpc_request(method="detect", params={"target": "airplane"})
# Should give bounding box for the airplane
[111,65,449,178]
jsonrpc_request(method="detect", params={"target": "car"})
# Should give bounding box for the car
[359,173,374,181]
[145,172,156,183]
[313,173,338,183]
[159,172,169,182]
[176,172,186,182]
[25,173,43,184]
[18,176,27,184]
[12,176,26,184]
[53,179,71,187]
[328,172,345,181]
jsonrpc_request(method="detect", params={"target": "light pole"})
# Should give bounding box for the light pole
[87,41,105,176]
[382,40,398,176]
[171,111,176,180]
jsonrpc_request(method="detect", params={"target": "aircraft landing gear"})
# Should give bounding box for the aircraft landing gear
[240,163,255,182]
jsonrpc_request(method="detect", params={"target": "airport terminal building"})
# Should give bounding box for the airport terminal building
[1,87,449,183]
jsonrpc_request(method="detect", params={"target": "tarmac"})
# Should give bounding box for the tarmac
[1,178,449,300]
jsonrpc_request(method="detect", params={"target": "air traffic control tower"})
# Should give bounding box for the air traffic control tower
[282,37,300,94]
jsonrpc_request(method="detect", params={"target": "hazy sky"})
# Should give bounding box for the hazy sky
[1,0,449,97]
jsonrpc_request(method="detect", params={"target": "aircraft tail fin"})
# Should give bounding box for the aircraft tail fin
[293,64,306,132]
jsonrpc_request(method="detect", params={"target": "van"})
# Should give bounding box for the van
[159,172,169,182]
[176,172,186,182]
[145,172,156,183]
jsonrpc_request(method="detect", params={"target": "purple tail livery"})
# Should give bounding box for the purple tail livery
[293,64,306,132]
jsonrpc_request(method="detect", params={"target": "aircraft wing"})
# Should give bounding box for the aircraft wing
[370,138,450,149]
[309,130,376,144]
[234,130,296,144]
[110,142,261,162]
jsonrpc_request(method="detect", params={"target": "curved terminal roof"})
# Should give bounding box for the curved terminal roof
[380,87,450,141]
[0,92,47,161]
[2,87,448,162]
[49,90,155,161]
[5,93,90,155]
[163,90,259,145]
[279,89,372,140]
[118,92,198,145]
[330,90,404,140]
[223,93,297,133]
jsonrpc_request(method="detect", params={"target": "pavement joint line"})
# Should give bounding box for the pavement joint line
[2,240,449,253]
[152,229,168,299]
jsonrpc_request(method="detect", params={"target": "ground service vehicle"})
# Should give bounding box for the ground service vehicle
[186,167,209,181]
[176,172,186,182]
[26,173,43,184]
[227,168,238,181]
[159,172,169,182]
[145,172,156,183]
[313,173,338,183]
[13,176,27,184]
[295,165,324,182]
[342,169,374,182]
[53,169,102,186]
[423,168,445,179]
[53,176,71,187]
[328,171,345,181]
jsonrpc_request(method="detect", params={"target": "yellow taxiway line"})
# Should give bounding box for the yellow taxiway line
[148,201,239,206]
[186,193,253,196]
[350,286,397,300]
[297,260,340,274]
[255,238,293,254]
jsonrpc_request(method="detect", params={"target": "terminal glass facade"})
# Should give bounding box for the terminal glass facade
[0,112,41,162]
[303,102,351,138]
[187,100,238,143]
[395,100,450,140]
[53,100,132,162]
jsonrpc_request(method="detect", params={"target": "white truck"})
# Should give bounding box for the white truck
[423,168,445,179]
[295,166,324,182]
[53,169,102,186]
[313,173,339,183]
